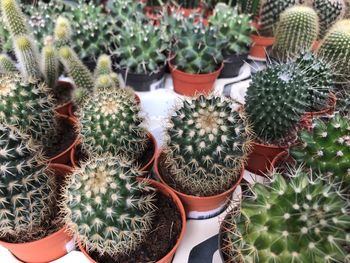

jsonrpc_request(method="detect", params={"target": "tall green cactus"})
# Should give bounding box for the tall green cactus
[94,54,113,77]
[54,16,72,49]
[163,95,252,196]
[41,42,59,90]
[221,168,350,263]
[0,54,18,74]
[0,0,29,36]
[61,155,156,256]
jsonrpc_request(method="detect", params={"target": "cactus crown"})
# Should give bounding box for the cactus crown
[209,4,254,56]
[221,168,350,263]
[94,54,113,77]
[163,95,252,196]
[61,155,156,256]
[54,16,72,49]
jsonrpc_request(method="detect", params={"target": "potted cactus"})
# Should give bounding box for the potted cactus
[60,155,186,263]
[169,17,227,96]
[154,95,252,218]
[208,3,255,78]
[172,0,202,16]
[219,167,350,262]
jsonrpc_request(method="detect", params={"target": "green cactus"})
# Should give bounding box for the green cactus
[272,6,319,61]
[240,0,260,18]
[94,54,113,77]
[107,0,146,27]
[312,0,346,38]
[0,124,56,242]
[0,0,29,36]
[0,54,18,74]
[221,168,350,263]
[163,95,252,196]
[317,19,350,80]
[290,113,350,190]
[41,43,59,90]
[60,155,156,256]
[209,4,255,57]
[54,16,72,49]
[259,0,304,36]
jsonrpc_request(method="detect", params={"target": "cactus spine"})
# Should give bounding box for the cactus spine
[54,16,72,49]
[41,43,59,90]
[0,0,29,36]
[94,54,113,77]
[0,54,18,74]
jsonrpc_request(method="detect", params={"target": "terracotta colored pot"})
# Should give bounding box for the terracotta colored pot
[246,141,289,176]
[269,151,292,171]
[249,34,275,61]
[78,179,186,263]
[154,150,244,219]
[54,80,74,118]
[49,163,73,175]
[169,62,223,97]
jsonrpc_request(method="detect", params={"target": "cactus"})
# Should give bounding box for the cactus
[80,87,148,162]
[0,124,56,242]
[221,168,350,263]
[259,0,304,36]
[272,6,319,61]
[163,95,252,196]
[290,113,350,190]
[209,4,255,57]
[94,54,113,77]
[0,54,18,74]
[107,0,146,27]
[312,0,346,38]
[41,42,59,90]
[317,19,350,80]
[0,0,29,36]
[54,16,72,49]
[60,155,156,256]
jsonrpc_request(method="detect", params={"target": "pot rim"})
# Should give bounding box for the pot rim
[168,60,224,77]
[251,140,289,150]
[303,92,337,116]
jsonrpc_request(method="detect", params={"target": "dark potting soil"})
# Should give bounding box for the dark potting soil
[43,117,77,159]
[88,191,182,263]
[53,83,73,105]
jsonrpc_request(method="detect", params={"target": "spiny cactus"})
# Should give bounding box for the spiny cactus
[259,0,304,36]
[0,54,18,74]
[163,95,252,196]
[290,113,350,190]
[0,124,56,242]
[209,4,254,57]
[41,42,59,90]
[0,0,29,36]
[60,155,156,256]
[54,16,72,49]
[94,54,113,77]
[80,87,148,162]
[107,0,146,27]
[221,168,350,263]
[272,6,319,61]
[317,19,350,80]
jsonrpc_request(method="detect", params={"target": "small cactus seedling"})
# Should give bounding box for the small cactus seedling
[163,95,252,196]
[60,155,156,256]
[221,168,350,263]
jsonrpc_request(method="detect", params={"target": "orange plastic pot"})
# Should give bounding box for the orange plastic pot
[154,150,244,218]
[249,34,275,61]
[169,62,223,97]
[78,179,186,263]
[246,141,289,176]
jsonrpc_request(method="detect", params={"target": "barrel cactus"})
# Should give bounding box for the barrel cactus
[60,155,156,256]
[163,95,252,196]
[220,168,350,263]
[272,6,319,61]
[0,124,56,242]
[290,113,350,189]
[107,0,146,27]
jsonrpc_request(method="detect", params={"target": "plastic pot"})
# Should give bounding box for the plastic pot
[249,34,275,61]
[169,62,223,97]
[219,53,248,79]
[118,66,165,91]
[154,150,244,219]
[246,141,289,176]
[269,151,295,172]
[78,179,186,263]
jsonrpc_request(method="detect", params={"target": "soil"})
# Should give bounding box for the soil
[88,191,182,263]
[43,117,77,159]
[53,82,73,105]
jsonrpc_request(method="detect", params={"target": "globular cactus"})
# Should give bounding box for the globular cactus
[317,19,350,79]
[221,168,350,263]
[0,54,18,74]
[107,0,146,28]
[163,95,252,196]
[291,113,350,190]
[259,0,304,36]
[209,4,254,57]
[272,6,319,61]
[60,155,156,256]
[80,87,148,162]
[0,124,56,242]
[41,41,59,90]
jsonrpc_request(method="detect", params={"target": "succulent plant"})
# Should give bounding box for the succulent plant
[107,0,146,27]
[209,4,255,57]
[272,6,319,61]
[60,155,156,256]
[0,124,56,243]
[94,54,113,78]
[0,54,18,74]
[317,19,350,80]
[221,168,350,263]
[259,0,304,36]
[290,113,350,190]
[41,41,59,90]
[163,95,252,197]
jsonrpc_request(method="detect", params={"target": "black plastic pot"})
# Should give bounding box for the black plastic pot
[118,66,166,91]
[219,53,248,79]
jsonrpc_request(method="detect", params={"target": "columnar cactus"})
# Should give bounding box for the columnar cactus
[94,54,113,77]
[0,0,29,36]
[290,113,350,189]
[163,95,252,196]
[272,6,319,60]
[41,42,59,90]
[0,124,55,242]
[221,168,350,263]
[54,16,72,49]
[60,155,156,255]
[0,54,18,74]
